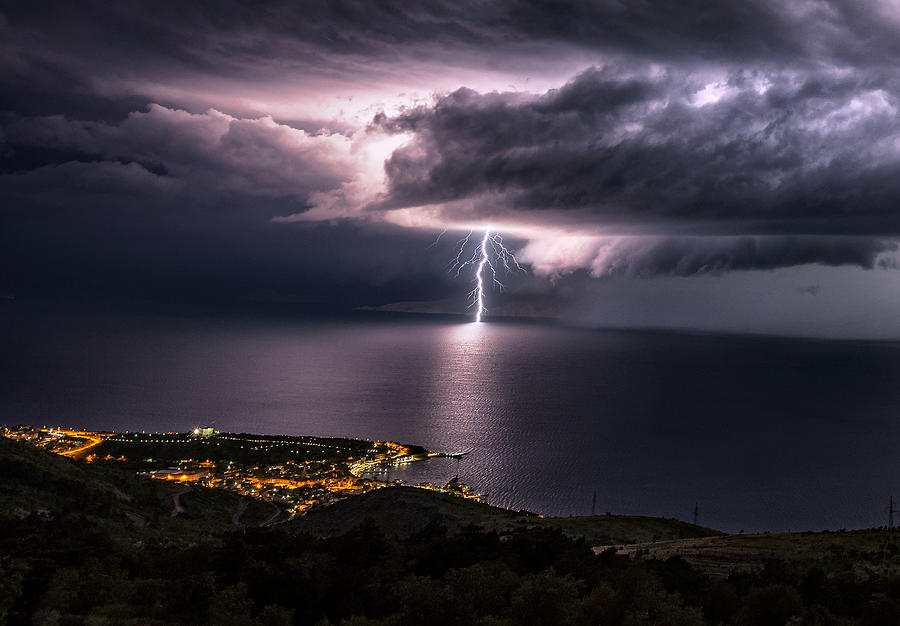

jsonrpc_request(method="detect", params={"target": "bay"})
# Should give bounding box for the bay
[3,309,900,533]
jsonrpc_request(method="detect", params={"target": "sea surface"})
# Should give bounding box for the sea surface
[4,307,900,533]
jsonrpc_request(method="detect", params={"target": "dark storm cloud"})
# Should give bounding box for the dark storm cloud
[518,235,896,278]
[4,0,900,301]
[0,107,442,303]
[377,66,900,247]
[504,0,900,67]
[4,105,356,201]
[4,1,899,83]
[4,0,899,121]
[0,158,452,304]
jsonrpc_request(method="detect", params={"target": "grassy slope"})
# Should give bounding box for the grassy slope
[541,514,723,545]
[599,530,900,578]
[290,485,721,544]
[290,486,526,537]
[0,436,277,541]
[0,435,154,518]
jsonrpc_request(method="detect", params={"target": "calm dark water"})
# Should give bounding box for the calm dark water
[4,308,900,533]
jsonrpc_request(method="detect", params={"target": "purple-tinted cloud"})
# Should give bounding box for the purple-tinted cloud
[4,0,900,307]
[378,67,900,235]
[5,105,359,200]
[518,235,896,279]
[355,64,900,276]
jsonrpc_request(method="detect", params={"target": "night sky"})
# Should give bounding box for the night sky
[5,1,900,336]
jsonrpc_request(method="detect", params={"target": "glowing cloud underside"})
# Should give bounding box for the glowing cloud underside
[448,230,525,322]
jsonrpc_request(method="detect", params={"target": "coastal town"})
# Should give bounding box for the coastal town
[1,424,483,519]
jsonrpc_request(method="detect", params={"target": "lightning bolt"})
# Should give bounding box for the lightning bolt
[448,229,525,323]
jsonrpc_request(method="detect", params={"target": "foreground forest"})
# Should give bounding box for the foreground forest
[2,436,900,625]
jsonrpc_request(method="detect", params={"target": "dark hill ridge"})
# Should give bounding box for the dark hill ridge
[289,486,525,537]
[0,434,134,518]
[289,485,721,544]
[0,435,270,536]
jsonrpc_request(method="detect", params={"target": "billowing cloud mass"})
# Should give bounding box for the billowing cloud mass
[357,64,900,276]
[378,68,900,234]
[4,0,900,330]
[1,102,409,221]
[6,105,357,199]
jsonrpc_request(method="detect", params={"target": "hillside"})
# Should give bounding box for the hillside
[289,485,526,537]
[0,435,271,537]
[541,513,723,545]
[598,529,900,579]
[290,485,722,544]
[4,436,900,624]
[0,434,153,520]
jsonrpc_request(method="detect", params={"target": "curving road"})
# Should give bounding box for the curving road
[171,485,191,517]
[232,498,248,526]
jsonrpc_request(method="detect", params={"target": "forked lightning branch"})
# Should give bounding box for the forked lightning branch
[448,230,526,322]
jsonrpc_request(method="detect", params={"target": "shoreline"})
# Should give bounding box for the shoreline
[2,424,487,514]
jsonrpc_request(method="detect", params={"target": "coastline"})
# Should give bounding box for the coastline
[2,424,486,516]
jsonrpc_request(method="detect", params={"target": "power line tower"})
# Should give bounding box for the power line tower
[693,502,699,526]
[591,490,597,516]
[889,496,897,530]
